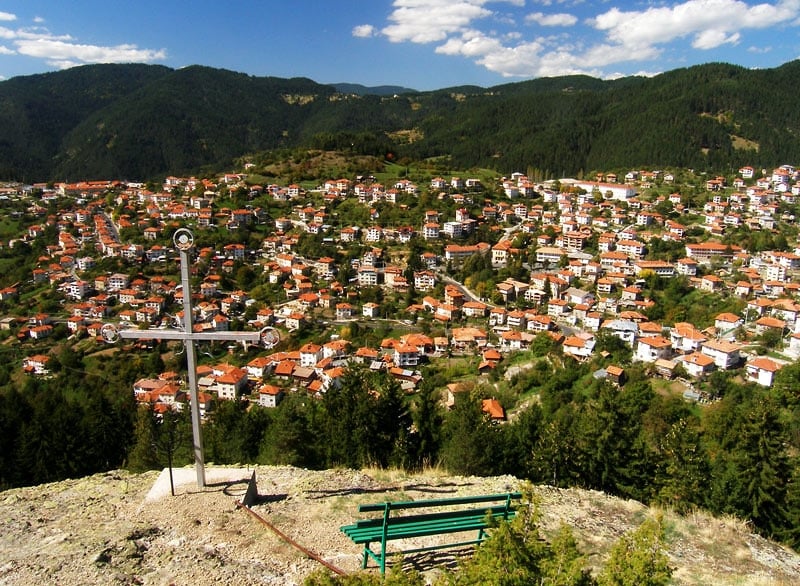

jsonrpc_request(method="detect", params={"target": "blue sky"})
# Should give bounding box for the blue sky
[1,0,799,90]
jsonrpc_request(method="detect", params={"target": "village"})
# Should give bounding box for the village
[1,162,800,420]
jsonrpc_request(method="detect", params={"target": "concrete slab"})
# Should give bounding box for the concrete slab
[145,466,256,502]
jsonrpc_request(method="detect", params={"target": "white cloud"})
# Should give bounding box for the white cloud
[380,0,525,44]
[0,16,166,69]
[382,1,493,43]
[368,0,800,80]
[46,59,78,69]
[525,12,577,26]
[15,39,166,66]
[592,0,798,52]
[692,29,740,49]
[437,29,507,57]
[33,17,45,24]
[0,12,16,22]
[352,24,377,38]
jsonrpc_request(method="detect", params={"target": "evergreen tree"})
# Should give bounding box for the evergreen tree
[444,495,551,586]
[731,398,791,538]
[530,414,579,487]
[373,373,412,469]
[500,403,542,479]
[573,383,649,499]
[320,366,412,469]
[656,418,709,513]
[409,380,443,470]
[259,393,314,467]
[127,405,160,473]
[597,515,672,586]
[779,463,800,550]
[440,391,499,477]
[540,525,596,586]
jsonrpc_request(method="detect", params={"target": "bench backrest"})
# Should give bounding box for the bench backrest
[357,492,522,516]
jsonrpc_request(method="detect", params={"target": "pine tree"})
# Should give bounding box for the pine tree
[597,514,672,586]
[409,380,443,470]
[732,398,791,538]
[127,405,160,473]
[541,525,595,586]
[440,391,498,476]
[444,494,551,586]
[656,418,710,513]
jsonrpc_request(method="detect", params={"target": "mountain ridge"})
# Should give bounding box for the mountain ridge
[1,60,799,181]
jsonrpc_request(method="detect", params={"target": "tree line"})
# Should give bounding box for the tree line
[3,349,800,554]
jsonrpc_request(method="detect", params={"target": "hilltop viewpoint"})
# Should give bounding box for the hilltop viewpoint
[1,465,799,585]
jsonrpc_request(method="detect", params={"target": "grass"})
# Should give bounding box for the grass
[0,217,20,238]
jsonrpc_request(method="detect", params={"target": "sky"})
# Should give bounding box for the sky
[0,0,799,90]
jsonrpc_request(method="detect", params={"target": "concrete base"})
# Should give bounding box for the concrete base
[145,466,257,503]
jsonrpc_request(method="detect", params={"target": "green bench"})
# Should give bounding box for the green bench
[340,492,522,575]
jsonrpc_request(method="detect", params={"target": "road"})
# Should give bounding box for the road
[435,270,493,307]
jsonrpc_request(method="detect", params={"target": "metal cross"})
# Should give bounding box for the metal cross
[102,228,270,487]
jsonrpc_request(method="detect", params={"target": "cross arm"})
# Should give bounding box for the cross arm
[117,329,261,342]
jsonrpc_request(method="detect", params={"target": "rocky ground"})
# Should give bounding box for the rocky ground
[1,465,799,585]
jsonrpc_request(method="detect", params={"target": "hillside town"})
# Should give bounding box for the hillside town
[2,162,800,419]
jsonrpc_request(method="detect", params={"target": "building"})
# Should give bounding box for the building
[745,357,782,387]
[634,336,672,362]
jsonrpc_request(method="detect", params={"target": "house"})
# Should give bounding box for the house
[499,330,534,351]
[481,398,506,422]
[601,319,638,345]
[700,339,741,369]
[745,357,782,387]
[257,384,284,408]
[678,351,715,378]
[489,307,507,327]
[755,316,786,335]
[699,275,724,293]
[335,303,354,320]
[393,344,420,368]
[563,287,594,306]
[23,354,51,376]
[414,271,436,291]
[213,366,248,400]
[670,322,707,353]
[246,356,272,380]
[562,334,595,360]
[527,315,553,333]
[357,265,379,287]
[462,301,488,318]
[676,258,698,276]
[284,311,305,331]
[634,336,672,362]
[362,302,380,318]
[354,347,379,364]
[299,343,323,368]
[714,313,743,336]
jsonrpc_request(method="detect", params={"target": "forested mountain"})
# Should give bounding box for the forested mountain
[329,82,417,96]
[1,60,800,181]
